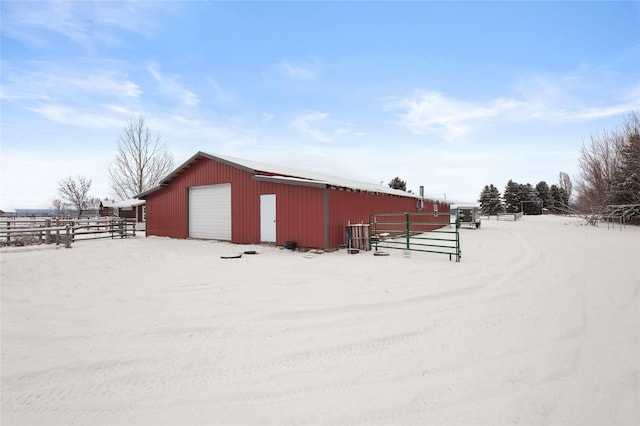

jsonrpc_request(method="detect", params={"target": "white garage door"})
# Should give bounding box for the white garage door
[189,183,231,240]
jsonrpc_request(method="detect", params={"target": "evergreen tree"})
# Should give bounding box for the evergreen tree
[388,177,407,191]
[478,184,504,214]
[521,183,542,215]
[550,184,568,214]
[606,113,640,209]
[535,181,552,210]
[504,180,541,214]
[503,180,520,213]
[503,179,520,213]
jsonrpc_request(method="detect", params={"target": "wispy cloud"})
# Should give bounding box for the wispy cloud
[278,59,318,80]
[389,70,639,141]
[261,113,275,124]
[26,104,130,128]
[290,112,332,142]
[289,112,355,143]
[513,72,640,122]
[207,79,235,105]
[1,68,140,102]
[1,63,143,129]
[1,1,169,48]
[148,64,199,107]
[387,91,520,140]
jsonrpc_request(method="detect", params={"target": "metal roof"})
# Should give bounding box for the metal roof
[138,151,424,200]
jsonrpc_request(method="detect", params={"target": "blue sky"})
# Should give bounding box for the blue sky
[2,1,639,209]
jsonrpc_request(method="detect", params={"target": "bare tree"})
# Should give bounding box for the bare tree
[109,115,175,200]
[52,199,67,216]
[58,175,98,217]
[575,127,625,210]
[558,171,573,203]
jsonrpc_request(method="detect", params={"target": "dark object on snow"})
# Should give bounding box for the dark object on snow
[457,206,481,229]
[243,250,257,255]
[373,251,390,256]
[285,241,297,250]
[348,248,360,254]
[221,254,242,259]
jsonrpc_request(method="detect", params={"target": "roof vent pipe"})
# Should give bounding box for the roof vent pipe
[418,185,425,212]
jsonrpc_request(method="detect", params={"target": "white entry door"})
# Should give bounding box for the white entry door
[260,194,276,242]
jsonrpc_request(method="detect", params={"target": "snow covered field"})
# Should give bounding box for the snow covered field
[2,215,639,425]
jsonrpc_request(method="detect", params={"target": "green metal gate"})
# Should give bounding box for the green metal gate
[369,212,461,262]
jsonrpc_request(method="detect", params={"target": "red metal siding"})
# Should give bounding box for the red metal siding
[145,156,449,249]
[327,189,450,248]
[146,185,187,239]
[271,184,325,248]
[327,189,414,248]
[146,158,246,240]
[229,177,326,248]
[145,157,327,247]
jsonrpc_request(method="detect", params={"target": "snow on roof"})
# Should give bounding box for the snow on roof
[253,175,329,189]
[102,199,145,208]
[168,151,428,199]
[138,151,446,201]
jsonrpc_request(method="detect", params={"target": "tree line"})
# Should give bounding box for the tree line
[54,111,638,220]
[478,174,572,215]
[478,112,639,218]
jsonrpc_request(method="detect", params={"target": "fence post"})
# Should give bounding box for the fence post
[65,225,71,248]
[405,212,410,250]
[45,219,51,244]
[370,215,378,251]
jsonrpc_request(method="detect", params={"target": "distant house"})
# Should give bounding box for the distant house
[137,151,449,249]
[100,199,146,224]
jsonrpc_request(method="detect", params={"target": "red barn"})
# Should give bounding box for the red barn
[138,152,449,249]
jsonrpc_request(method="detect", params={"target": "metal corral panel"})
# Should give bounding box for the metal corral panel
[327,189,450,248]
[189,183,231,240]
[327,189,418,248]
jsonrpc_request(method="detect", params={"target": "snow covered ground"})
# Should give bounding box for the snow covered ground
[1,215,639,425]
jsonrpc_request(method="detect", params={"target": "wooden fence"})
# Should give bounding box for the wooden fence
[0,217,137,248]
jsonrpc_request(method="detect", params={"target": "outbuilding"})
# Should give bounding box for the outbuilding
[138,151,449,249]
[100,199,146,223]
